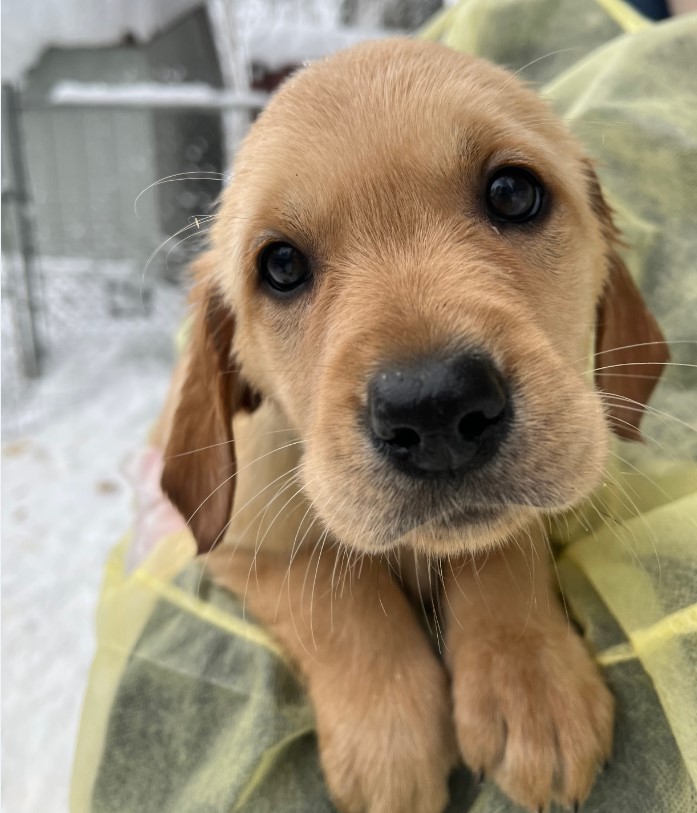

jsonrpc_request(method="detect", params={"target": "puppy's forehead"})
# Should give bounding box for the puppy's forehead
[236,40,575,197]
[223,39,589,265]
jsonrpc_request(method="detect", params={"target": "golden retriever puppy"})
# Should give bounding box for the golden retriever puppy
[158,39,668,813]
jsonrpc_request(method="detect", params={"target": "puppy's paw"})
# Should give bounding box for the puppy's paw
[313,656,456,813]
[450,621,613,812]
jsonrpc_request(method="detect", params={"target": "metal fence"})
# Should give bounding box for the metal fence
[1,76,266,436]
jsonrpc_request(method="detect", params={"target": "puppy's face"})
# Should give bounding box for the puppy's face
[164,39,667,556]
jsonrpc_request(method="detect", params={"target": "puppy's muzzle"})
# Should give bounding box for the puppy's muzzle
[368,353,510,478]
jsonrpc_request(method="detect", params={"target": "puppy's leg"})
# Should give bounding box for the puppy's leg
[444,529,613,812]
[208,545,456,813]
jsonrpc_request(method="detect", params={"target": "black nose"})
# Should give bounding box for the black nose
[368,353,510,477]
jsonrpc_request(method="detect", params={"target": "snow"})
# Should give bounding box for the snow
[49,81,269,110]
[2,0,390,84]
[2,260,186,813]
[1,0,201,81]
[44,19,390,113]
[244,22,389,72]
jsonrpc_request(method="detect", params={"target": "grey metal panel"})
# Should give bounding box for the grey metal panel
[3,7,233,411]
[22,47,160,266]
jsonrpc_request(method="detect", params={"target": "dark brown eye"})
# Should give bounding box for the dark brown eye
[258,241,311,293]
[486,167,544,223]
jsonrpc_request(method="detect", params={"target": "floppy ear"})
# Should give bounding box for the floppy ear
[585,162,669,440]
[161,257,259,552]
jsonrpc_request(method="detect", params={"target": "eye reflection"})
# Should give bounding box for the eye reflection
[258,241,311,293]
[486,167,544,223]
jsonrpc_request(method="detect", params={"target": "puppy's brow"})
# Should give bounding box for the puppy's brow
[251,204,317,250]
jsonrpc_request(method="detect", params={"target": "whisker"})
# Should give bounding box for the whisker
[134,171,229,217]
[604,413,687,460]
[413,548,436,640]
[439,558,463,631]
[308,530,331,651]
[194,462,303,599]
[591,466,662,578]
[446,556,472,604]
[340,546,359,600]
[141,219,204,289]
[284,541,320,666]
[506,526,537,638]
[601,392,696,434]
[274,485,323,623]
[184,440,307,597]
[242,482,305,617]
[167,427,300,459]
[502,48,581,87]
[592,361,697,373]
[430,557,448,654]
[533,516,571,633]
[181,438,304,531]
[568,498,645,574]
[597,371,690,382]
[471,549,493,619]
[587,339,696,362]
[250,477,307,591]
[376,562,390,619]
[163,226,212,272]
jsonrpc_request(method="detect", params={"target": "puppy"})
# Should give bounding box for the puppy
[157,39,668,813]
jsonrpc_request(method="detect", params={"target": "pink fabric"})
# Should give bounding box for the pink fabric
[123,446,186,570]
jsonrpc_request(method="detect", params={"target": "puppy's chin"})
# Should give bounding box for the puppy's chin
[395,505,537,557]
[307,451,609,557]
[334,504,537,557]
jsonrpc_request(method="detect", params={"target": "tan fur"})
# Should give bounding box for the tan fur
[207,545,457,813]
[444,532,614,810]
[158,39,667,812]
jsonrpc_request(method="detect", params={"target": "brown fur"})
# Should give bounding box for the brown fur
[159,39,667,812]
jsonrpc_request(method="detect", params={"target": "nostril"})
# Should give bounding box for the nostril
[384,426,420,449]
[458,410,501,442]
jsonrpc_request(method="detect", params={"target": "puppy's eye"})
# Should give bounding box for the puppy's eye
[258,241,311,293]
[486,167,544,223]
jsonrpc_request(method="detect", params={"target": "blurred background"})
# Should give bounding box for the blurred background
[0,0,685,812]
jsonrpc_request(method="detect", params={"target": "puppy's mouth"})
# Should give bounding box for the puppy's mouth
[434,503,503,527]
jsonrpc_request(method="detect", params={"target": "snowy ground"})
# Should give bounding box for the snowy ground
[2,269,186,813]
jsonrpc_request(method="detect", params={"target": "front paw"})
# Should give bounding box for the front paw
[449,621,614,812]
[312,658,457,813]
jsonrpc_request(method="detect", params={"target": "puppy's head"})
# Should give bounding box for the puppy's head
[162,39,668,556]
